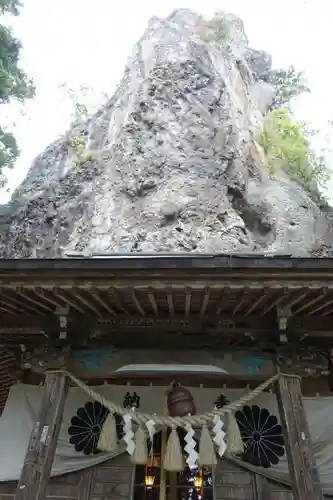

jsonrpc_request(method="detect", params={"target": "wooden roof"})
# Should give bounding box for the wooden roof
[1,254,333,412]
[1,255,333,336]
[0,255,332,308]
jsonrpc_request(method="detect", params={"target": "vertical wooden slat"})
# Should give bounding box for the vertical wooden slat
[252,473,270,500]
[15,373,69,500]
[275,375,323,500]
[77,467,94,500]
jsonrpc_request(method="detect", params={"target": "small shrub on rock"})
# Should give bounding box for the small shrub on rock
[267,66,310,110]
[259,108,330,207]
[196,11,233,49]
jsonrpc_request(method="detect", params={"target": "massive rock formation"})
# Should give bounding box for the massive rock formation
[0,9,331,257]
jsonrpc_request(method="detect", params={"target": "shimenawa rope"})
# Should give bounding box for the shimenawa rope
[46,369,299,430]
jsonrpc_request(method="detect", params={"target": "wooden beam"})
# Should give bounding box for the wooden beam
[275,375,323,500]
[2,312,333,339]
[15,372,69,500]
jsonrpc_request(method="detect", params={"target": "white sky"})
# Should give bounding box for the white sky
[1,0,333,203]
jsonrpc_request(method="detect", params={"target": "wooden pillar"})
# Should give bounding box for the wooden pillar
[275,374,323,500]
[15,372,69,500]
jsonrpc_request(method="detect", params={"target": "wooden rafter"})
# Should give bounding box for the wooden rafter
[232,288,249,315]
[108,288,130,315]
[14,287,52,313]
[148,288,158,316]
[288,290,311,310]
[52,287,85,314]
[293,289,329,315]
[166,289,174,317]
[91,288,117,316]
[307,296,333,316]
[0,288,39,315]
[185,287,192,318]
[322,305,333,317]
[0,285,332,325]
[215,289,226,315]
[71,287,101,316]
[0,298,22,315]
[199,287,210,317]
[33,287,65,309]
[244,288,269,316]
[131,288,145,316]
[260,289,289,316]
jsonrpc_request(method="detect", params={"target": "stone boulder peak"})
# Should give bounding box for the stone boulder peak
[0,9,330,257]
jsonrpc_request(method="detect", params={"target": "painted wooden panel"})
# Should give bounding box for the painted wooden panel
[0,469,91,500]
[215,459,254,500]
[90,455,133,500]
[0,456,133,500]
[69,348,274,378]
[267,479,293,500]
[0,455,328,500]
[0,480,16,497]
[215,486,254,499]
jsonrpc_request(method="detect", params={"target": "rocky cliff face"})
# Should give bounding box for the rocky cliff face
[0,9,331,257]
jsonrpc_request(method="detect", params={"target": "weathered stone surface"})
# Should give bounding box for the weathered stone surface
[0,9,330,257]
[245,48,272,81]
[250,80,274,114]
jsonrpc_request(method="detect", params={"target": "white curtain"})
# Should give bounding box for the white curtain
[1,383,333,495]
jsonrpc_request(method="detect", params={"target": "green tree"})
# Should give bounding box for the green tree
[259,108,330,207]
[0,0,35,184]
[267,65,310,110]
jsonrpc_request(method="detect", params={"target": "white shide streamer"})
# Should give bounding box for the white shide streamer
[212,414,226,457]
[184,424,198,469]
[123,413,135,455]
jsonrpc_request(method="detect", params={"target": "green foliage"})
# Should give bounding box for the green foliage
[197,11,232,49]
[0,128,18,179]
[68,134,97,168]
[63,84,109,168]
[0,0,20,15]
[0,0,35,183]
[259,108,330,207]
[69,134,86,167]
[267,65,310,110]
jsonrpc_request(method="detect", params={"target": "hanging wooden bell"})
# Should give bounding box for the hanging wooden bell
[167,383,196,417]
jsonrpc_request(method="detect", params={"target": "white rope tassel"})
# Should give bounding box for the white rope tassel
[184,424,198,469]
[212,414,226,458]
[123,413,135,455]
